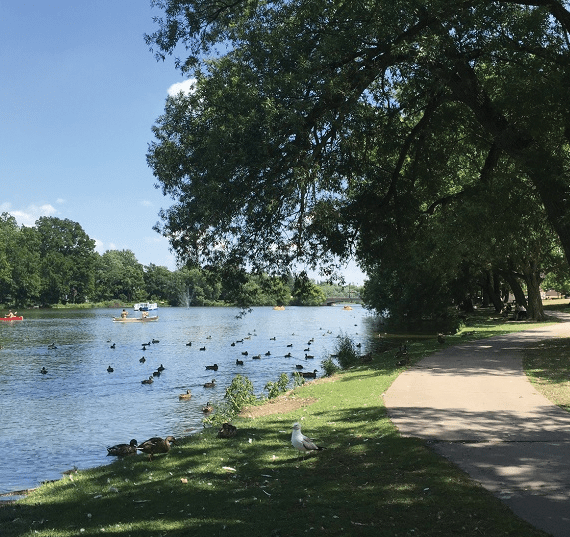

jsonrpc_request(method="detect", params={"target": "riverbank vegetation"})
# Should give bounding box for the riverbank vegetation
[0,213,361,309]
[1,308,560,536]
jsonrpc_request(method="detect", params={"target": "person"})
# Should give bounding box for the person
[7,310,17,318]
[142,311,149,318]
[121,309,128,319]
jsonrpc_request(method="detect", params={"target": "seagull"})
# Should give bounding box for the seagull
[291,422,325,459]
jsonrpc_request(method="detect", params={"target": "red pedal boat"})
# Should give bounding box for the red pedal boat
[0,316,23,321]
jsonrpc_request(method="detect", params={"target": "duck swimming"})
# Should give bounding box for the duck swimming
[204,379,216,388]
[141,376,154,384]
[40,367,48,374]
[107,439,138,457]
[202,401,213,413]
[178,389,192,400]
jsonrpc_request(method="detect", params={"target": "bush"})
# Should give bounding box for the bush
[335,334,360,369]
[264,373,290,399]
[321,355,340,376]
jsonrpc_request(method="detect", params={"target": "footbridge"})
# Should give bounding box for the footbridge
[323,296,362,306]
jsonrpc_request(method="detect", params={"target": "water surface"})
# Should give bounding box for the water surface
[0,305,375,494]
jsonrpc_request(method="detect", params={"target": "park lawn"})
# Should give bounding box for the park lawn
[1,310,557,537]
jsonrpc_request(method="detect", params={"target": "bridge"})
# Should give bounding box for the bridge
[323,296,362,306]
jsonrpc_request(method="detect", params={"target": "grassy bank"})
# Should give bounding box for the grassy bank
[1,309,561,537]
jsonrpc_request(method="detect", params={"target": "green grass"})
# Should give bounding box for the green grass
[1,309,556,537]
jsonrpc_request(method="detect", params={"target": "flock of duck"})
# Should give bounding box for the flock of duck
[40,325,359,462]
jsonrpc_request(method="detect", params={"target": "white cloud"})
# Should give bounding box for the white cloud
[94,239,105,254]
[56,198,65,204]
[167,78,196,96]
[7,203,58,227]
[140,200,153,207]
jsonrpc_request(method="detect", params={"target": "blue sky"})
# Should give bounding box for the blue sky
[0,0,365,285]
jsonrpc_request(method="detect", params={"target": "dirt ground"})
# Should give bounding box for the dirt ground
[238,376,336,418]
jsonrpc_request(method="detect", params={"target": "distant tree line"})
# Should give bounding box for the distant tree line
[0,213,361,308]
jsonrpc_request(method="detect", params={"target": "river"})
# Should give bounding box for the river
[0,305,377,495]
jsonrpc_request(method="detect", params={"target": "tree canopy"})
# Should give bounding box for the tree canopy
[146,0,570,320]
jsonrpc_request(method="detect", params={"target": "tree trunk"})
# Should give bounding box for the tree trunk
[501,270,527,309]
[523,262,546,321]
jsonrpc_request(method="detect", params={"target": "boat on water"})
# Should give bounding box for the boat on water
[0,316,23,321]
[133,302,158,311]
[112,316,159,323]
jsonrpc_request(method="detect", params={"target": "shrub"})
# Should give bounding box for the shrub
[264,373,290,399]
[335,334,360,369]
[321,355,340,376]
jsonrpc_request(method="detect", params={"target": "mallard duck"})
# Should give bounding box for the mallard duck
[301,369,318,379]
[141,376,154,385]
[107,365,114,373]
[179,389,192,400]
[305,354,314,360]
[40,367,48,374]
[217,423,237,438]
[152,339,159,344]
[235,359,244,365]
[137,436,176,460]
[252,354,261,360]
[205,363,218,371]
[202,401,213,413]
[295,364,304,370]
[157,364,165,372]
[139,356,146,363]
[200,346,206,351]
[204,379,216,388]
[265,351,271,356]
[152,370,161,377]
[107,439,137,457]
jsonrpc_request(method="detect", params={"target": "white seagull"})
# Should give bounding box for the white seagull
[291,422,325,459]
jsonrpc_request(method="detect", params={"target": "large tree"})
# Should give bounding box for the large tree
[35,217,96,304]
[146,0,570,289]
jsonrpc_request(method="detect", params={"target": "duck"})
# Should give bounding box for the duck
[137,436,176,461]
[139,356,146,363]
[295,364,304,370]
[107,439,138,457]
[285,352,292,358]
[200,346,206,351]
[287,343,293,348]
[40,367,48,374]
[157,364,165,372]
[107,365,114,373]
[152,339,159,344]
[141,376,154,385]
[48,343,58,350]
[231,342,236,347]
[305,354,314,360]
[205,363,218,371]
[235,359,244,366]
[178,389,192,400]
[152,370,161,377]
[265,351,271,356]
[241,351,248,356]
[252,354,261,360]
[204,379,216,388]
[202,401,213,413]
[217,422,237,439]
[301,369,318,379]
[186,341,192,346]
[110,343,115,349]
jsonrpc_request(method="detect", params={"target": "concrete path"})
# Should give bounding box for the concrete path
[384,316,570,536]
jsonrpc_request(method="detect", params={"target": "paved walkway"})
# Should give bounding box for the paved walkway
[384,315,570,537]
